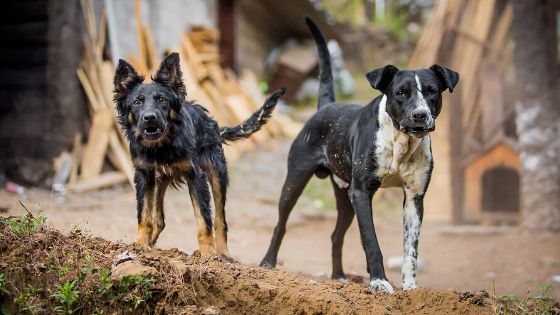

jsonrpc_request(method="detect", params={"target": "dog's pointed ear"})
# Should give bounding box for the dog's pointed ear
[429,64,459,93]
[366,65,399,93]
[114,59,143,97]
[114,59,144,114]
[153,52,186,100]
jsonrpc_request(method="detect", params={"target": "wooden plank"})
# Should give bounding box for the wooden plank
[274,115,303,139]
[223,72,274,137]
[143,25,160,70]
[80,109,113,180]
[479,60,505,141]
[238,70,284,136]
[134,0,147,68]
[77,67,100,112]
[198,52,220,64]
[408,0,463,67]
[96,11,107,56]
[202,82,253,152]
[70,133,82,183]
[201,80,235,125]
[108,131,134,185]
[181,34,208,81]
[99,61,115,111]
[490,4,513,62]
[178,54,229,125]
[68,171,127,193]
[127,54,149,79]
[225,94,267,143]
[452,0,496,128]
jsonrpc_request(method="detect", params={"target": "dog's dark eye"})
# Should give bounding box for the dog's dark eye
[396,90,406,96]
[424,88,436,96]
[158,96,166,103]
[133,100,142,106]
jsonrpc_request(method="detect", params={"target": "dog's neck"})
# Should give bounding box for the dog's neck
[377,95,424,175]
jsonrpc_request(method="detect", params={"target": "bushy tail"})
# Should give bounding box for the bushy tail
[305,17,335,108]
[219,88,285,143]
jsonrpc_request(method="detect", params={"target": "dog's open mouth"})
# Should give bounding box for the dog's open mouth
[142,126,163,140]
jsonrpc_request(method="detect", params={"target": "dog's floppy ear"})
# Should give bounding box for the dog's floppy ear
[429,64,459,93]
[153,52,186,100]
[114,59,144,114]
[366,65,399,93]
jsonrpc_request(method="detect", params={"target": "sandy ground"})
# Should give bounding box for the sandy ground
[1,138,559,300]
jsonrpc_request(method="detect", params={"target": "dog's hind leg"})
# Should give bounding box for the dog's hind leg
[260,159,315,268]
[150,176,170,246]
[209,167,229,256]
[187,166,217,258]
[134,170,156,247]
[330,176,355,281]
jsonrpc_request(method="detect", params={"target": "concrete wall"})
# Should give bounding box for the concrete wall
[105,0,215,64]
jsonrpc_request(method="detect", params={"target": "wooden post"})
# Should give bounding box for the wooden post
[218,0,236,72]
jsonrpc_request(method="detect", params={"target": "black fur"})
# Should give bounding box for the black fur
[305,16,335,108]
[219,87,285,142]
[114,52,285,250]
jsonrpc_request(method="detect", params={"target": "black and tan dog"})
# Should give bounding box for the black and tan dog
[261,18,458,292]
[114,52,284,257]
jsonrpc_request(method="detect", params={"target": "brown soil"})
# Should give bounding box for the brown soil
[1,139,559,314]
[0,216,492,314]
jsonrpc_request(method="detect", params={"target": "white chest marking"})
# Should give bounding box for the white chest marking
[374,95,431,191]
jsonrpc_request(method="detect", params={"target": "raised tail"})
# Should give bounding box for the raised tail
[305,16,335,108]
[219,87,285,143]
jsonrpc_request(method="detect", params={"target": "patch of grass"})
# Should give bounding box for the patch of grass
[14,284,41,314]
[51,280,80,314]
[117,274,155,309]
[0,273,8,296]
[301,177,336,212]
[94,267,113,299]
[8,213,46,237]
[494,284,559,315]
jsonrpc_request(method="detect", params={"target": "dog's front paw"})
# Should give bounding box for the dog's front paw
[134,236,152,248]
[369,279,395,293]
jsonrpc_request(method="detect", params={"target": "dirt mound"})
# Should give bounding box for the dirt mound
[0,215,493,314]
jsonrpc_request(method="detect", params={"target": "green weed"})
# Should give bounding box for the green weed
[14,284,40,314]
[495,284,559,315]
[0,273,8,296]
[118,274,154,309]
[51,279,80,314]
[8,214,46,237]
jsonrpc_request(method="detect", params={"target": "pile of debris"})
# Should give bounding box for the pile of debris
[54,0,300,193]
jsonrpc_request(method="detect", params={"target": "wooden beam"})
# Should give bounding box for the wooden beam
[80,109,113,180]
[68,171,128,192]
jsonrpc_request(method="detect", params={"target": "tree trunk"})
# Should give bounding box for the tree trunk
[511,0,560,230]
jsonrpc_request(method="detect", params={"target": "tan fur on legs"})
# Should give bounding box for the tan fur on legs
[209,170,229,256]
[189,189,217,257]
[135,183,155,247]
[150,176,170,245]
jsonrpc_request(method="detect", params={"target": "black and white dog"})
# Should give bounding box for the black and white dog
[260,18,459,293]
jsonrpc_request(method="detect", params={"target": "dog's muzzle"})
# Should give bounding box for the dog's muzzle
[139,112,166,140]
[399,120,435,138]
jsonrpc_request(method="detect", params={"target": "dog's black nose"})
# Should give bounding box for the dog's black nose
[412,110,428,123]
[143,112,157,122]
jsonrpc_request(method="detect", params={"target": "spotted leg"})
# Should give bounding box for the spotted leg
[401,189,424,290]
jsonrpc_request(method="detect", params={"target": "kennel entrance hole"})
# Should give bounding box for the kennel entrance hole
[481,166,520,213]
